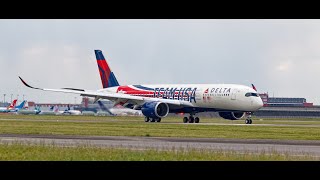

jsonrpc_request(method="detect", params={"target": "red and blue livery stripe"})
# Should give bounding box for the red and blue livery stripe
[116,85,154,97]
[95,50,120,88]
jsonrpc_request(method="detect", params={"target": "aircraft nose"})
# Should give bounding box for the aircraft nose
[256,98,263,110]
[253,97,264,110]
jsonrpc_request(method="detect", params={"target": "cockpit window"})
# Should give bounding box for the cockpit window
[245,92,259,97]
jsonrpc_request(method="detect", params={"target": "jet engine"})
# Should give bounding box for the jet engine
[141,102,169,119]
[218,112,245,120]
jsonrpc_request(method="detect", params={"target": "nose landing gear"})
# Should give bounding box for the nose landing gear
[245,112,253,124]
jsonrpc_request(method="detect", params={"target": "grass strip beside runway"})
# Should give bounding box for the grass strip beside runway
[0,143,317,161]
[0,116,320,140]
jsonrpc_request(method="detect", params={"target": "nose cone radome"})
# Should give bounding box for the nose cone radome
[253,97,264,111]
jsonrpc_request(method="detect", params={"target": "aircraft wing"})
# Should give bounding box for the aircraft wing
[19,76,194,107]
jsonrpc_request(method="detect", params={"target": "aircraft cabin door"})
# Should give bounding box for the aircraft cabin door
[195,88,202,103]
[231,89,237,100]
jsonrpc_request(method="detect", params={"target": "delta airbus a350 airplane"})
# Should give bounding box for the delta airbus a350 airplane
[19,50,263,124]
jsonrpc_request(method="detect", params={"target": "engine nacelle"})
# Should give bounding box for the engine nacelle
[141,102,169,119]
[218,112,245,120]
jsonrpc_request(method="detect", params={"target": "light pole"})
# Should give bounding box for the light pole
[17,94,19,104]
[23,94,25,101]
[11,94,13,103]
[3,94,6,104]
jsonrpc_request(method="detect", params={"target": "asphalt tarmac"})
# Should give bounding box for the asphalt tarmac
[0,134,319,157]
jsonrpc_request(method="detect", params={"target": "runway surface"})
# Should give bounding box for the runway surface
[1,134,320,157]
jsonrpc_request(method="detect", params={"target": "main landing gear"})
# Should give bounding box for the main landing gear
[183,114,200,123]
[245,112,253,124]
[144,117,161,123]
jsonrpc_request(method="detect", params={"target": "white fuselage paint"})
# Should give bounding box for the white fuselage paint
[97,84,263,112]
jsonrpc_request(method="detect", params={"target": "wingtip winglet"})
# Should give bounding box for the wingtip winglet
[18,76,41,90]
[19,76,29,87]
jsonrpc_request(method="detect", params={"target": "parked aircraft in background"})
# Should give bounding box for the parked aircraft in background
[10,100,27,112]
[0,99,17,113]
[17,105,42,115]
[37,106,56,115]
[54,105,81,115]
[110,105,142,116]
[5,100,27,113]
[97,100,142,116]
[19,50,263,124]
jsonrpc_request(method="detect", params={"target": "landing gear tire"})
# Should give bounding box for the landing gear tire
[245,112,253,124]
[151,118,156,122]
[195,117,200,123]
[144,117,150,122]
[189,116,195,123]
[245,119,252,124]
[156,118,161,122]
[183,117,188,123]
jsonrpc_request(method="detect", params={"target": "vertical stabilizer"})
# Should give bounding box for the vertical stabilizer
[8,99,17,109]
[95,50,120,88]
[97,100,114,115]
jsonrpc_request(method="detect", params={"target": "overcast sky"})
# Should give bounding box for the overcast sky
[0,19,320,104]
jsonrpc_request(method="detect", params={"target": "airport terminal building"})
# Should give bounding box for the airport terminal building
[254,93,320,118]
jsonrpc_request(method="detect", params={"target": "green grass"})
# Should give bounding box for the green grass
[0,143,316,161]
[0,114,320,140]
[2,114,320,125]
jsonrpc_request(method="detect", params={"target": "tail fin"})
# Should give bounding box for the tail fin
[95,50,120,88]
[8,99,17,109]
[65,105,70,111]
[36,105,41,111]
[54,105,59,113]
[24,101,29,109]
[15,100,26,109]
[97,100,114,115]
[251,84,257,91]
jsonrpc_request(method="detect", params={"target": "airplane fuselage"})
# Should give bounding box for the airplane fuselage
[97,84,263,113]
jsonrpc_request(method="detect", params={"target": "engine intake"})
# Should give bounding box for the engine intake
[141,102,169,119]
[218,112,245,120]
